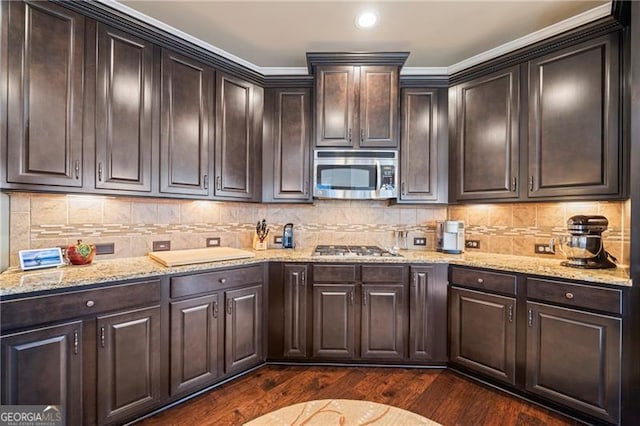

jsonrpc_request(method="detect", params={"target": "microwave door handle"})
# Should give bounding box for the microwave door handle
[376,161,382,193]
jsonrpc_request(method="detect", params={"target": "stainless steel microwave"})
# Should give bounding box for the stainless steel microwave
[313,150,398,199]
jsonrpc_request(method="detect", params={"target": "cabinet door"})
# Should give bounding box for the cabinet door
[215,72,260,200]
[312,284,356,359]
[526,302,621,424]
[265,88,312,201]
[400,88,439,201]
[450,287,516,385]
[409,266,448,362]
[97,306,161,425]
[360,284,404,360]
[225,285,263,374]
[359,66,398,147]
[315,66,357,147]
[95,24,154,192]
[528,34,620,199]
[160,50,212,196]
[6,1,84,187]
[1,321,82,425]
[283,265,308,358]
[453,66,520,201]
[170,294,221,397]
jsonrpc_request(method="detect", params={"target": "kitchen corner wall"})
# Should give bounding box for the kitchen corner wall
[6,193,630,268]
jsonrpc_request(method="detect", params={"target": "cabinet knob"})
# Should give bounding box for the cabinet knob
[219,278,227,284]
[565,292,574,300]
[86,300,95,308]
[477,278,484,284]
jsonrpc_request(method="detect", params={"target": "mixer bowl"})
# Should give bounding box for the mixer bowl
[556,235,602,259]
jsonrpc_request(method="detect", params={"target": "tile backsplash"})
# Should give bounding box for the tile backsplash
[7,193,447,267]
[7,193,630,267]
[449,201,630,265]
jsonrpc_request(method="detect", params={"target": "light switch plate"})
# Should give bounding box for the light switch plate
[152,240,171,251]
[206,237,221,247]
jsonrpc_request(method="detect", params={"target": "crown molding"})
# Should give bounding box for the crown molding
[447,2,611,75]
[98,0,263,73]
[99,0,611,82]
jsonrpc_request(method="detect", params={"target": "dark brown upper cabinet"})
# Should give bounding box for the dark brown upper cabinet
[160,50,213,197]
[314,65,399,148]
[95,24,154,192]
[214,72,262,201]
[262,88,312,202]
[5,1,85,187]
[399,88,446,203]
[451,66,520,201]
[528,33,620,199]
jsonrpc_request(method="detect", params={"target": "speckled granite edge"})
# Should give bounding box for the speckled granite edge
[0,249,632,297]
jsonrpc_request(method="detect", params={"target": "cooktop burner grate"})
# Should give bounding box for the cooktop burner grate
[313,245,401,257]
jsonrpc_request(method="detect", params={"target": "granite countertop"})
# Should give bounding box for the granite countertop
[0,249,632,298]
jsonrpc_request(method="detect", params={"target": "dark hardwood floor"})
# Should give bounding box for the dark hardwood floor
[137,366,577,425]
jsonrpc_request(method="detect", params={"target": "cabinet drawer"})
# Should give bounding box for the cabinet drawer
[361,265,405,283]
[527,278,622,315]
[1,280,161,331]
[313,265,358,283]
[171,265,263,298]
[450,267,517,296]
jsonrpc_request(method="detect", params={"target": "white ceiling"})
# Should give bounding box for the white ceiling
[115,0,609,73]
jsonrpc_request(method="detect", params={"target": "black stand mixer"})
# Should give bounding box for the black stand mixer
[555,215,617,269]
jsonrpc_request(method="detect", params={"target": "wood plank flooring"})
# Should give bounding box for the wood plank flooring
[137,366,578,425]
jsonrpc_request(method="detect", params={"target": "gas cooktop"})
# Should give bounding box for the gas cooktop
[313,245,401,257]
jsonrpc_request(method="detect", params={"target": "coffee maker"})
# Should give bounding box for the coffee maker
[436,221,465,254]
[554,215,616,269]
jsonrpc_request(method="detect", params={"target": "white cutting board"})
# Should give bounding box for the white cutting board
[148,247,255,267]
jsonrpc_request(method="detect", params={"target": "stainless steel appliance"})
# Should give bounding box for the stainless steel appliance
[436,220,465,254]
[282,223,295,248]
[313,245,401,257]
[313,150,397,199]
[553,215,617,269]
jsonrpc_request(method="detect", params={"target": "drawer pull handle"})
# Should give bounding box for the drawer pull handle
[86,300,95,308]
[219,278,227,284]
[565,292,574,300]
[477,278,484,284]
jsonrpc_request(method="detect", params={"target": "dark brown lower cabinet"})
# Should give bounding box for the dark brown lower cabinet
[225,285,263,374]
[449,286,516,385]
[360,284,404,360]
[526,301,621,424]
[409,265,448,362]
[312,284,357,359]
[0,321,82,425]
[283,265,308,358]
[170,294,222,397]
[97,306,161,425]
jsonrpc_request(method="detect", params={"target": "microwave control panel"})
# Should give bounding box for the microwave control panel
[381,165,396,191]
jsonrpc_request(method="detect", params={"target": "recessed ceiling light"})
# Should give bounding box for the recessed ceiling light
[355,11,378,29]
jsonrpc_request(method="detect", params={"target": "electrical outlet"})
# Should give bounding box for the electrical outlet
[465,240,481,249]
[413,237,426,246]
[95,243,115,255]
[152,240,171,251]
[274,236,283,245]
[206,237,221,247]
[535,243,555,255]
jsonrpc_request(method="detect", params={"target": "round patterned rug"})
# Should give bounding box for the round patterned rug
[244,399,441,425]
